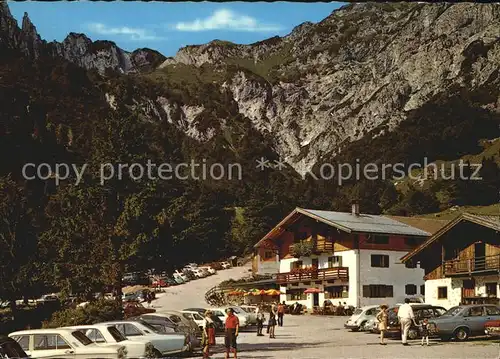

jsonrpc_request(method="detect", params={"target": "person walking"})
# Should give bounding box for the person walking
[202,310,216,359]
[224,308,239,359]
[398,298,415,345]
[146,291,152,308]
[277,301,285,327]
[376,305,389,345]
[419,318,430,346]
[268,305,277,339]
[256,305,265,336]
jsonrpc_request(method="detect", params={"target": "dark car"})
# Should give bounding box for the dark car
[0,336,29,359]
[429,304,500,341]
[183,308,224,332]
[385,304,447,340]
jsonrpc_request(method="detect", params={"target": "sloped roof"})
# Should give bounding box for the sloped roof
[254,207,431,248]
[300,208,430,237]
[387,216,450,235]
[401,213,500,262]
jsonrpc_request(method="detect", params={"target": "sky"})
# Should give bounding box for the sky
[8,1,345,57]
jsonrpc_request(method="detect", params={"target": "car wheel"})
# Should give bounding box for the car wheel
[153,349,162,358]
[454,327,470,341]
[359,321,367,331]
[351,327,359,332]
[408,328,419,340]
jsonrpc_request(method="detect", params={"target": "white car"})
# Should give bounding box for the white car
[181,311,205,329]
[9,328,126,359]
[173,270,189,282]
[220,262,231,269]
[211,307,248,328]
[199,266,216,275]
[103,320,190,356]
[35,294,59,304]
[344,305,379,331]
[190,268,207,278]
[66,324,155,359]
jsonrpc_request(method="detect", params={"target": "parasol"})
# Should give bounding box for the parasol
[304,288,322,294]
[265,289,281,296]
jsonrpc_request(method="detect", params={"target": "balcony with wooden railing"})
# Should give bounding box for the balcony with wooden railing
[289,239,334,257]
[443,254,500,276]
[277,267,349,284]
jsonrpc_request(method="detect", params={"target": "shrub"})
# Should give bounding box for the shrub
[290,241,314,258]
[43,299,123,328]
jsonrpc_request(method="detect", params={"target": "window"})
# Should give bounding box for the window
[362,285,393,298]
[107,327,126,342]
[404,237,419,248]
[182,313,192,320]
[485,306,500,315]
[263,250,274,259]
[420,285,425,296]
[168,315,183,324]
[433,308,446,316]
[467,306,484,317]
[13,336,29,351]
[328,256,342,268]
[367,235,389,245]
[193,313,203,321]
[438,286,448,299]
[371,255,389,268]
[33,335,70,350]
[416,308,434,320]
[287,289,307,301]
[122,324,143,336]
[486,283,498,297]
[405,284,417,295]
[291,261,303,270]
[325,286,347,299]
[86,329,106,343]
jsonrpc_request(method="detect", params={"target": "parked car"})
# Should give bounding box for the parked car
[160,311,202,336]
[231,306,257,325]
[102,320,191,356]
[220,262,231,269]
[210,262,223,271]
[173,270,189,282]
[183,269,200,280]
[190,268,208,279]
[212,307,249,327]
[181,311,205,329]
[35,294,59,304]
[428,304,500,341]
[182,308,224,332]
[0,336,30,359]
[124,301,156,318]
[9,328,126,359]
[173,275,185,284]
[386,304,447,339]
[484,320,500,337]
[66,324,156,358]
[123,291,142,302]
[135,314,201,349]
[185,263,198,269]
[344,305,379,332]
[200,268,212,277]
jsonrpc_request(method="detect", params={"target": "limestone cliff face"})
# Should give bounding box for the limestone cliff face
[0,4,165,73]
[161,3,500,175]
[2,2,500,175]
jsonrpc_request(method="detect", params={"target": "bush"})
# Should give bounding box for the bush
[290,241,314,258]
[43,299,123,328]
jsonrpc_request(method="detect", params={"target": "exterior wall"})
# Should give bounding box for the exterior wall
[358,234,424,252]
[358,249,425,307]
[475,275,500,298]
[255,249,279,275]
[425,278,466,309]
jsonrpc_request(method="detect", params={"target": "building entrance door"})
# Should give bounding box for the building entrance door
[313,293,320,307]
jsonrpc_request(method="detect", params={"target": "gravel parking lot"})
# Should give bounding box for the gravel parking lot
[152,266,499,358]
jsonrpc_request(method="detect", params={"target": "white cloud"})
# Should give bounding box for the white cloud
[173,9,283,32]
[87,23,162,41]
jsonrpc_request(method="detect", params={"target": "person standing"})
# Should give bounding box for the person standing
[224,308,239,359]
[419,318,430,346]
[256,305,265,336]
[277,301,285,327]
[146,291,152,308]
[398,298,415,345]
[202,310,216,359]
[376,305,388,345]
[268,305,277,339]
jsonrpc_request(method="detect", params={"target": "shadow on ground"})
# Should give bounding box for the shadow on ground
[238,341,327,353]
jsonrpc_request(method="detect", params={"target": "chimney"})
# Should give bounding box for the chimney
[351,202,360,216]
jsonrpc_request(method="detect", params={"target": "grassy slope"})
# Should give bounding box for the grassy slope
[419,203,500,220]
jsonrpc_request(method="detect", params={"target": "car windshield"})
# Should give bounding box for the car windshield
[0,341,28,358]
[107,327,126,342]
[230,307,243,314]
[137,321,162,334]
[442,307,462,317]
[353,309,363,315]
[72,331,93,346]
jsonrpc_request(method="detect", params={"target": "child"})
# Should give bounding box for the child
[419,318,429,346]
[256,306,265,336]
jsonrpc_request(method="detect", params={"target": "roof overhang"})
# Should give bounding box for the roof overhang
[400,213,500,263]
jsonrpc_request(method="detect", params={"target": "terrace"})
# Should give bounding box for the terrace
[276,267,349,284]
[443,254,500,276]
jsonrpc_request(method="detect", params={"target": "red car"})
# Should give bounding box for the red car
[124,301,156,319]
[151,279,168,287]
[485,320,500,337]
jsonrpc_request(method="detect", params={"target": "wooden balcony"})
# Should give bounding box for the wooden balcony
[289,240,334,257]
[444,254,500,276]
[277,267,349,284]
